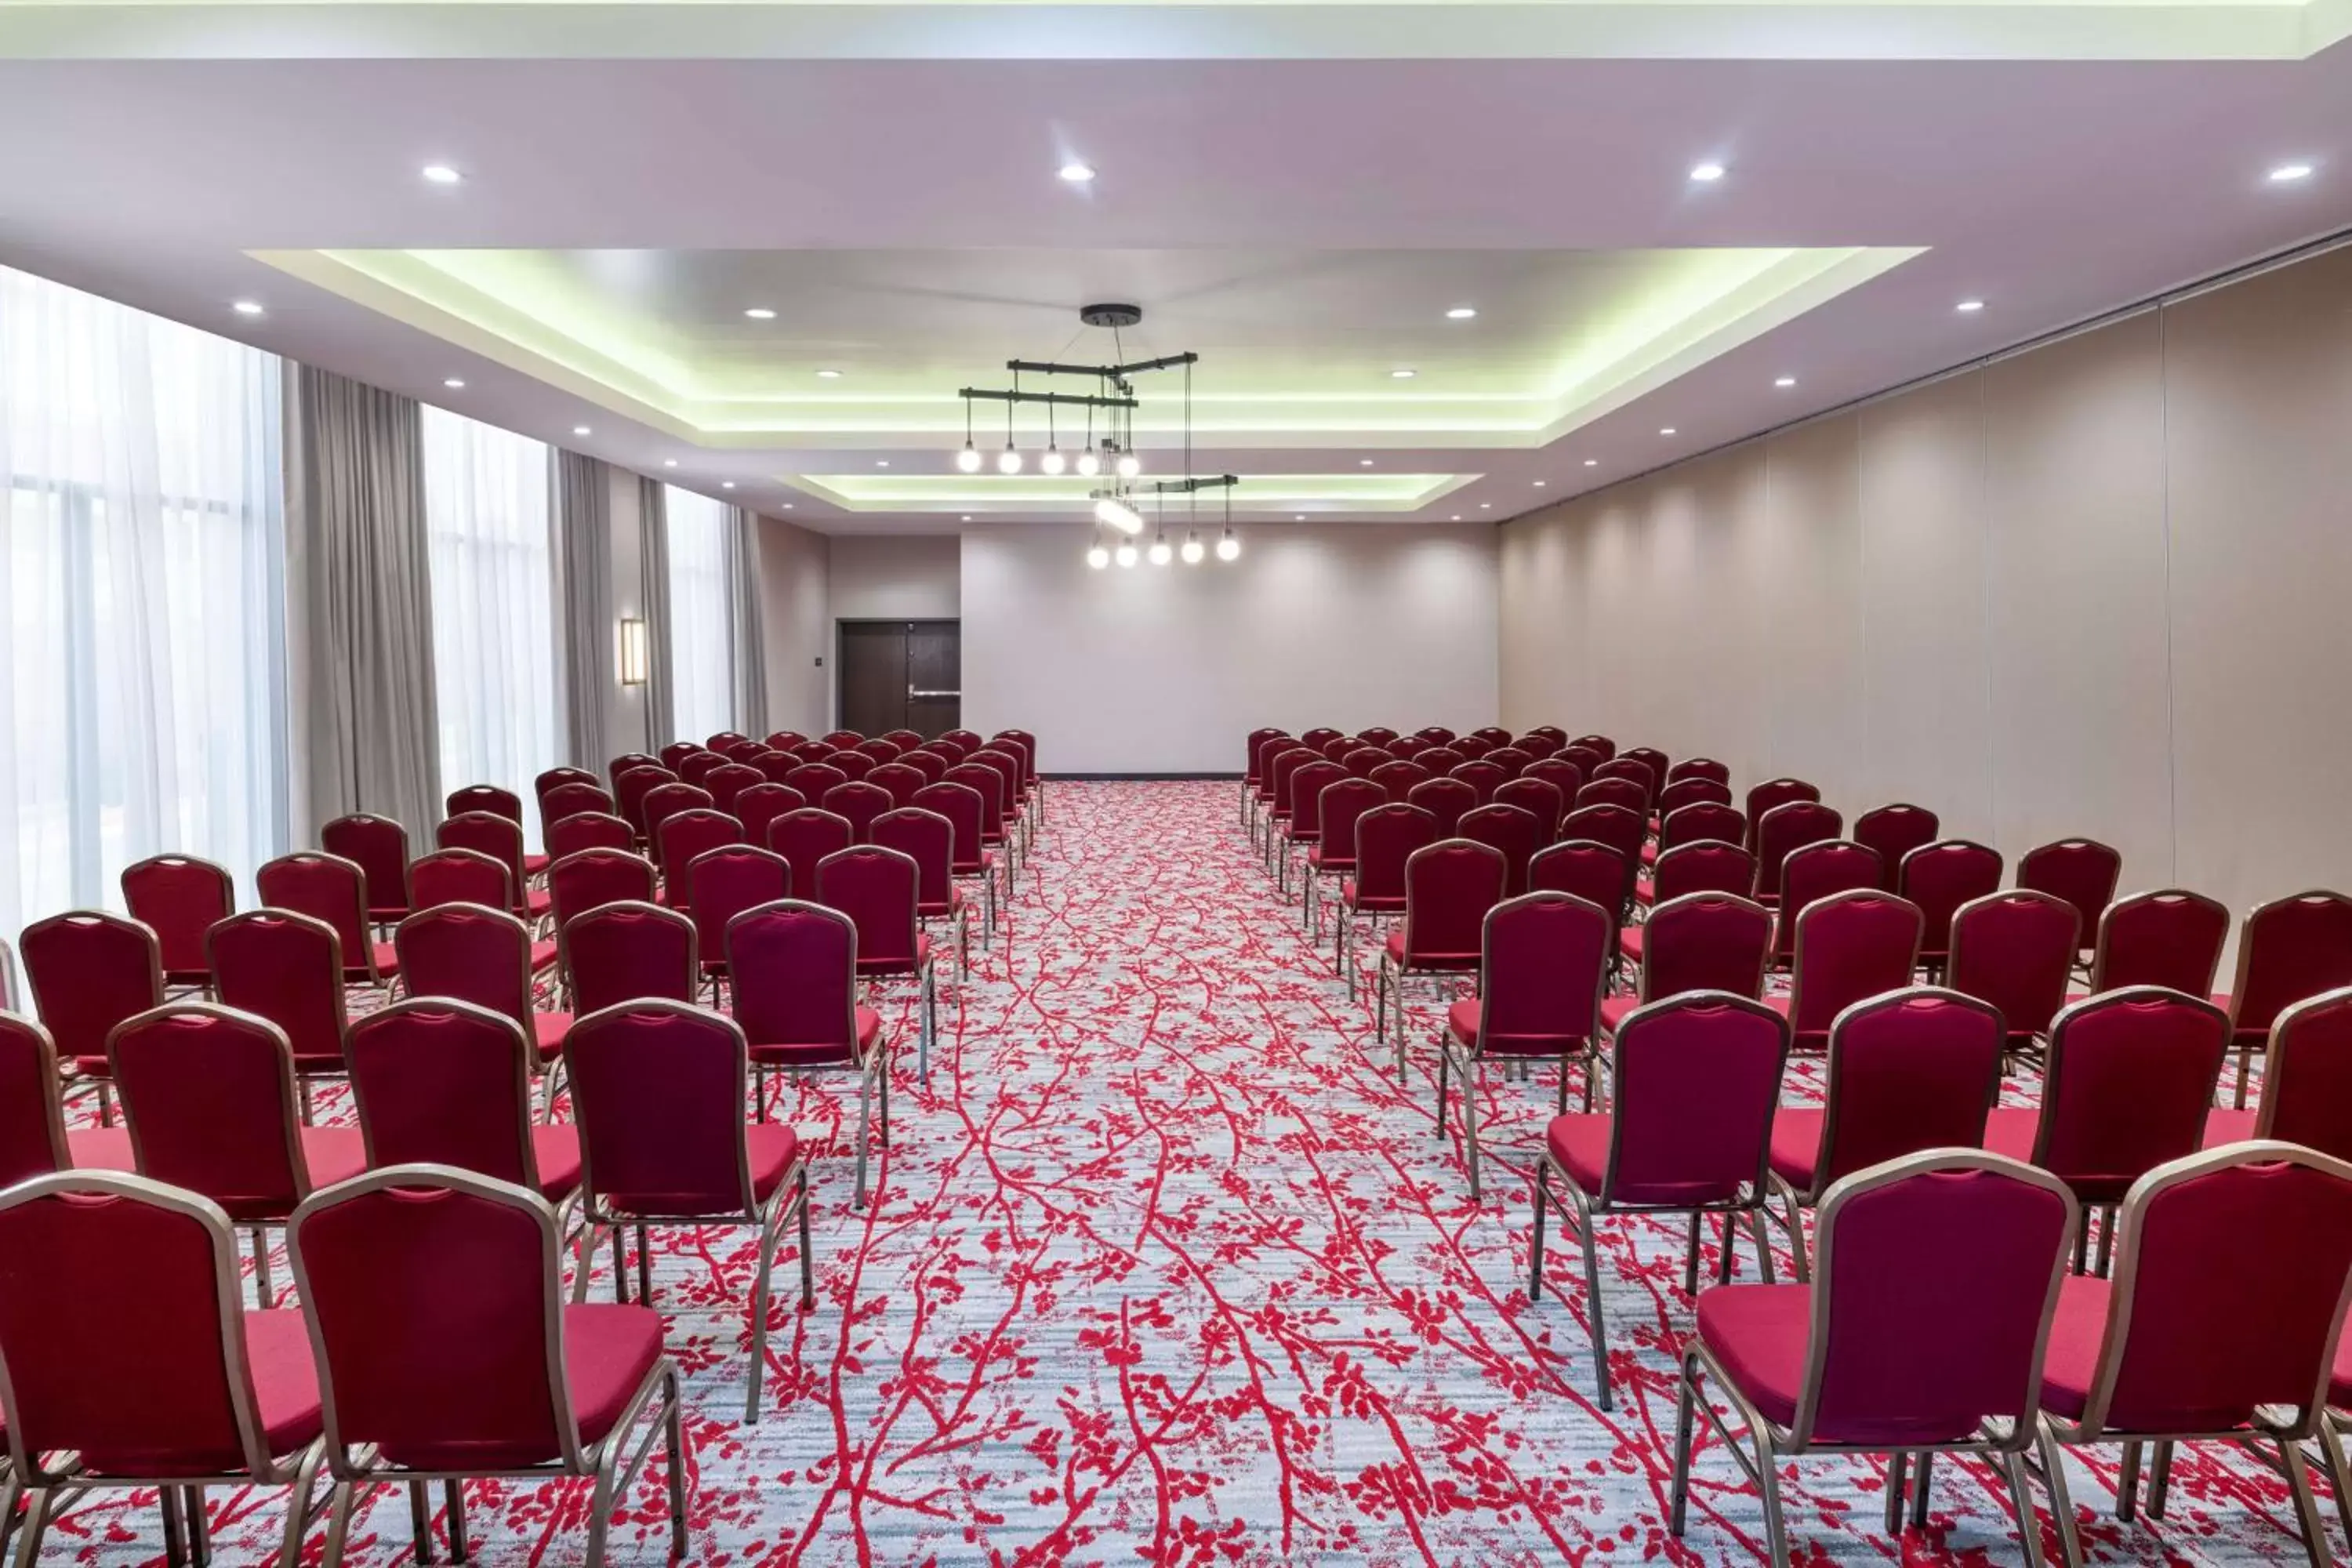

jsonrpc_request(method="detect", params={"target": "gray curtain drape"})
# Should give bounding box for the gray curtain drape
[637,474,675,748]
[555,451,612,768]
[285,364,441,840]
[728,506,769,739]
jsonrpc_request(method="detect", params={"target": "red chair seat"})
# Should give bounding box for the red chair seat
[205,1127,368,1222]
[2038,1274,2112,1421]
[1619,925,1645,961]
[855,935,932,977]
[532,1012,572,1062]
[1544,1112,1613,1195]
[746,1006,882,1069]
[916,891,964,920]
[1599,994,1641,1033]
[748,1123,801,1202]
[65,1126,137,1171]
[1640,842,1658,867]
[952,851,996,877]
[382,1304,664,1470]
[1766,1107,1824,1189]
[524,851,550,877]
[83,1308,323,1475]
[1695,1283,1812,1429]
[2203,1108,2259,1148]
[1382,931,1480,971]
[372,942,402,978]
[1341,880,1405,913]
[1983,1106,2039,1164]
[525,888,554,918]
[531,1124,583,1203]
[1447,998,1584,1058]
[1308,848,1356,873]
[530,939,558,974]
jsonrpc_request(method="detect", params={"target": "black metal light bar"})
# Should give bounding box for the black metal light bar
[1143,474,1239,494]
[1006,350,1199,379]
[959,387,1138,410]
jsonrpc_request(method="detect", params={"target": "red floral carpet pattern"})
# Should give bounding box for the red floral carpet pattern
[42,782,2324,1564]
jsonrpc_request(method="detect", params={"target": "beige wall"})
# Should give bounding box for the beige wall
[828,535,961,622]
[1498,241,2352,930]
[757,517,830,739]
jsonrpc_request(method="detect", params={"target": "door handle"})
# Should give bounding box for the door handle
[908,687,961,699]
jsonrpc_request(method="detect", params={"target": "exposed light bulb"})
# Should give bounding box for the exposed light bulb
[1093,497,1145,534]
[1149,535,1173,566]
[1181,532,1205,564]
[1114,542,1138,568]
[1074,449,1102,477]
[1215,531,1241,561]
[1116,452,1142,479]
[1040,448,1066,475]
[996,446,1023,474]
[1087,543,1111,569]
[956,443,982,474]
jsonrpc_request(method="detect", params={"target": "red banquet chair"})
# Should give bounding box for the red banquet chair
[752,750,799,786]
[1569,733,1614,760]
[1769,889,1925,1054]
[1623,746,1670,789]
[1987,987,2228,1271]
[872,807,974,980]
[1561,802,1646,870]
[2018,837,2122,961]
[1657,775,1733,817]
[899,750,947,786]
[1491,776,1563,839]
[1300,726,1346,754]
[728,899,891,1207]
[1242,731,1291,832]
[942,762,1016,875]
[914,780,1005,946]
[662,742,709,775]
[2205,987,2352,1157]
[563,900,699,1018]
[437,811,554,925]
[1742,778,1820,846]
[1413,746,1467,776]
[764,731,808,752]
[1449,760,1505,804]
[1406,776,1475,840]
[604,753,658,790]
[538,779,612,829]
[259,852,403,993]
[20,909,163,1120]
[209,909,354,1116]
[1277,759,1346,886]
[1459,802,1546,899]
[1382,736,1424,761]
[537,764,601,800]
[564,1000,814,1420]
[108,1001,368,1304]
[1515,731,1561,757]
[687,845,792,996]
[1343,745,1392,778]
[1377,839,1506,1080]
[1605,891,1773,1040]
[1414,726,1456,747]
[731,782,807,849]
[2087,887,2229,997]
[829,749,877,784]
[1303,777,1388,942]
[1436,891,1612,1198]
[1670,1149,2074,1568]
[2222,889,2352,1109]
[1753,800,1843,908]
[1358,726,1400,748]
[1646,840,1756,909]
[1369,759,1432,804]
[1523,757,1582,804]
[869,762,927,809]
[1334,804,1436,995]
[882,727,926,751]
[1769,840,1882,968]
[1560,744,1606,775]
[704,762,765,816]
[285,1164,690,1566]
[612,764,677,839]
[1533,839,1635,933]
[1946,889,2081,1065]
[785,762,848,801]
[1853,803,1941,893]
[817,845,939,1087]
[408,846,514,915]
[1657,800,1746,859]
[393,904,569,1114]
[1766,987,2005,1279]
[320,812,412,929]
[822,781,894,846]
[1534,993,1791,1406]
[546,847,658,938]
[655,808,742,901]
[546,809,634,862]
[822,729,866,750]
[0,1011,136,1185]
[1594,756,1656,808]
[1898,839,2003,977]
[638,782,715,858]
[1470,725,1514,748]
[122,852,234,993]
[2029,1143,2352,1568]
[446,782,524,831]
[1452,735,1494,761]
[768,807,855,898]
[854,738,902,767]
[1661,756,1723,785]
[1575,776,1647,816]
[0,1170,336,1567]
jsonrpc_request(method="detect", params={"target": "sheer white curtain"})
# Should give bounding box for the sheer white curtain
[0,265,287,936]
[423,406,557,847]
[665,485,734,743]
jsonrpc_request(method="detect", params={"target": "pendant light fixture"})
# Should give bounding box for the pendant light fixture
[1039,400,1065,474]
[956,394,982,473]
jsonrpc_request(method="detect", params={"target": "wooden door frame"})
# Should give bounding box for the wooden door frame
[833,617,961,733]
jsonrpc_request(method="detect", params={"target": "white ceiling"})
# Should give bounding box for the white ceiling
[2,36,2350,531]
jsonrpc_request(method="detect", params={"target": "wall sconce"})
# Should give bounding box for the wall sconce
[617,617,648,686]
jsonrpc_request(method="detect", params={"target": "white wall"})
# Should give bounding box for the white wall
[757,516,830,738]
[604,464,652,757]
[964,524,1499,773]
[828,535,960,622]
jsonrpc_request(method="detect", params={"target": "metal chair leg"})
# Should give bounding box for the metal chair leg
[445,1480,466,1562]
[666,1367,690,1561]
[1909,1450,1933,1528]
[1755,1429,1793,1568]
[2035,1425,2085,1568]
[1528,1163,1549,1301]
[1668,1354,1700,1534]
[2002,1449,2048,1568]
[408,1479,435,1565]
[2279,1436,2333,1568]
[1581,1203,1610,1410]
[1885,1453,1910,1534]
[2116,1442,2140,1521]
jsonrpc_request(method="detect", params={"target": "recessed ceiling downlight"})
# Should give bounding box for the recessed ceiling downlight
[231,300,264,317]
[1689,162,1726,182]
[2269,162,2316,183]
[420,164,463,185]
[1058,162,1097,183]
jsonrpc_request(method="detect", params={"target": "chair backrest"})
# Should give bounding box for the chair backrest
[0,1013,70,1188]
[818,782,891,845]
[1357,726,1400,747]
[347,999,540,1187]
[567,1000,764,1217]
[829,752,877,783]
[1369,760,1433,804]
[436,811,530,916]
[408,847,514,912]
[899,750,947,785]
[728,899,861,1058]
[785,763,848,800]
[1405,777,1476,840]
[941,764,1006,829]
[1640,893,1773,1003]
[1414,726,1456,746]
[1559,802,1646,866]
[1667,757,1729,786]
[686,845,793,964]
[1522,757,1582,804]
[1448,760,1506,805]
[546,848,657,931]
[1458,803,1544,898]
[20,909,165,1063]
[704,763,766,815]
[0,1171,281,1479]
[208,909,349,1067]
[868,762,927,808]
[729,783,806,849]
[970,750,1025,815]
[605,753,659,790]
[1898,840,2005,960]
[764,731,808,753]
[1593,756,1655,805]
[816,846,923,970]
[1787,891,1926,1044]
[910,782,989,873]
[1300,726,1346,751]
[1743,778,1820,844]
[1657,775,1733,815]
[2071,1143,2352,1437]
[538,781,614,826]
[120,854,234,980]
[1486,746,1535,779]
[1659,801,1746,855]
[1947,889,2081,1041]
[2031,987,2228,1200]
[1452,735,1494,760]
[1312,779,1389,869]
[871,808,960,912]
[535,765,599,804]
[1490,777,1563,837]
[1529,840,1632,924]
[1773,840,1883,964]
[1515,730,1562,756]
[655,808,743,893]
[111,1003,310,1218]
[2090,887,2230,996]
[853,738,901,765]
[1569,733,1615,760]
[1853,804,1942,892]
[1606,993,1788,1207]
[320,813,412,920]
[394,904,535,1034]
[1243,728,1287,782]
[1470,892,1610,1051]
[257,852,381,982]
[2017,838,2122,955]
[822,729,866,750]
[1323,735,1360,764]
[2230,890,2352,1040]
[2252,989,2352,1159]
[612,765,677,834]
[564,900,698,1015]
[1413,746,1467,775]
[768,808,856,895]
[289,1166,589,1472]
[447,783,524,826]
[1560,745,1606,775]
[1755,800,1845,901]
[640,783,717,858]
[1574,776,1647,815]
[1382,736,1424,760]
[1350,804,1437,904]
[883,728,927,750]
[1804,987,2005,1196]
[1286,762,1347,837]
[1793,1150,2074,1449]
[1653,840,1758,905]
[660,742,707,773]
[1399,840,1507,965]
[1622,746,1670,787]
[545,810,634,862]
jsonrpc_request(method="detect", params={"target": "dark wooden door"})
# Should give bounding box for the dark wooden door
[837,619,960,739]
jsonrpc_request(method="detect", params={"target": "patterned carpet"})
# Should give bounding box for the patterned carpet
[36,781,2331,1565]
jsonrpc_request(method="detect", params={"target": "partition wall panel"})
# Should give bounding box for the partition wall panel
[1758,413,1868,790]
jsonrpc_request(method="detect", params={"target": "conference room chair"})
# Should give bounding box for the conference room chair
[2086,887,2230,999]
[677,752,728,791]
[1300,726,1346,754]
[2030,1143,2352,1568]
[1449,760,1506,804]
[1337,746,1386,780]
[872,807,974,981]
[446,782,523,824]
[1437,891,1612,1198]
[320,812,413,930]
[1515,731,1562,759]
[1490,776,1563,837]
[1665,757,1729,786]
[1987,987,2229,1273]
[1454,736,1497,764]
[727,899,891,1207]
[704,762,765,816]
[1655,800,1744,862]
[1532,839,1635,933]
[1459,802,1546,899]
[2222,889,2352,1109]
[537,764,601,803]
[1377,838,1506,1081]
[1646,841,1756,914]
[955,749,1025,866]
[655,808,744,898]
[286,1164,689,1567]
[1469,725,1513,747]
[1898,840,2004,978]
[1671,1149,2074,1568]
[407,846,514,915]
[1562,746,1607,775]
[823,728,866,750]
[1413,746,1468,777]
[1752,801,1843,909]
[392,904,568,1116]
[1301,778,1386,943]
[1323,734,1360,764]
[1945,889,2080,1066]
[867,761,926,810]
[898,750,948,786]
[18,909,165,1125]
[2018,837,2123,964]
[437,811,555,926]
[830,750,878,784]
[605,752,658,791]
[564,900,699,1018]
[1593,757,1656,809]
[1240,729,1288,830]
[1623,746,1671,791]
[768,807,855,901]
[754,750,801,786]
[1772,888,1926,1055]
[883,727,927,751]
[209,909,354,1119]
[1560,802,1646,871]
[1606,891,1773,1040]
[1534,991,1790,1407]
[1414,726,1456,747]
[727,784,805,851]
[853,738,902,767]
[108,1002,368,1305]
[1335,804,1436,995]
[1369,758,1432,804]
[793,740,841,764]
[1485,746,1535,780]
[1569,733,1615,760]
[546,848,659,940]
[1765,987,2005,1280]
[1381,735,1425,761]
[259,852,401,994]
[975,743,1035,844]
[1275,760,1347,895]
[637,781,716,858]
[763,731,807,752]
[546,808,635,862]
[913,780,1004,946]
[687,845,793,997]
[121,852,234,994]
[818,845,939,1087]
[0,1170,336,1568]
[1850,803,1940,892]
[657,741,703,772]
[0,932,17,1012]
[2204,987,2352,1157]
[1768,840,1882,969]
[564,1000,814,1421]
[1574,776,1647,816]
[612,764,677,840]
[1740,779,1820,847]
[1406,776,1475,841]
[1358,726,1400,748]
[0,1011,135,1185]
[1657,775,1733,816]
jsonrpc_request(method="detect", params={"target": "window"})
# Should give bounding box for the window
[666,485,734,744]
[423,405,557,847]
[1,265,287,935]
